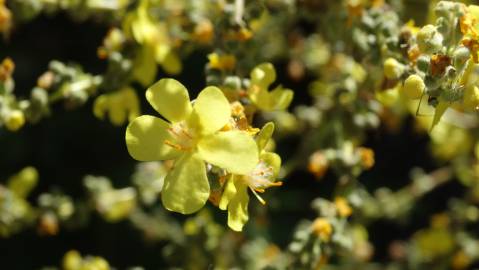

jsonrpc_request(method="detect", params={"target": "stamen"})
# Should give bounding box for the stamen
[250,187,266,205]
[164,140,183,150]
[181,129,193,139]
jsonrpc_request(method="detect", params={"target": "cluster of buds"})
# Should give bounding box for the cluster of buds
[383,1,479,128]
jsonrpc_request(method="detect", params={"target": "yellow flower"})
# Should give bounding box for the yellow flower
[460,5,479,38]
[207,53,236,71]
[123,0,182,78]
[0,0,12,36]
[334,197,353,218]
[4,110,25,132]
[193,20,214,44]
[452,250,471,270]
[311,218,333,242]
[358,147,375,169]
[308,151,329,179]
[0,57,14,82]
[248,63,294,111]
[126,78,258,214]
[93,87,140,126]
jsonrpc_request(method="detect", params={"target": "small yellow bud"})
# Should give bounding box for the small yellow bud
[334,197,353,217]
[308,151,329,179]
[383,58,403,80]
[4,110,25,132]
[403,74,425,99]
[311,218,333,241]
[193,20,214,44]
[358,147,375,169]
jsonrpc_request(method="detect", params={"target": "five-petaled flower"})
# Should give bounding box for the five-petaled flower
[126,78,259,214]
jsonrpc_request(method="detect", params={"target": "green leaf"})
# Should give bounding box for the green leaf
[197,131,259,174]
[190,86,230,134]
[146,78,192,123]
[126,115,181,161]
[161,153,210,214]
[227,178,249,231]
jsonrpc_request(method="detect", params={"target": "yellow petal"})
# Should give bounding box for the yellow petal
[126,115,181,161]
[190,86,230,134]
[256,122,274,151]
[133,46,158,87]
[251,63,276,87]
[269,87,294,110]
[227,178,249,231]
[197,131,259,174]
[219,175,237,210]
[161,153,210,214]
[146,78,192,123]
[93,95,108,120]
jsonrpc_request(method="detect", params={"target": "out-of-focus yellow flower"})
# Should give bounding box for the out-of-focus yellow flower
[207,53,236,71]
[358,147,375,169]
[93,87,140,126]
[346,0,363,26]
[193,19,214,44]
[63,250,82,270]
[225,28,253,42]
[311,217,333,242]
[452,250,472,270]
[308,151,329,179]
[0,57,14,82]
[63,250,110,270]
[334,197,353,217]
[414,227,454,260]
[123,0,182,78]
[430,122,472,160]
[460,5,479,38]
[4,110,26,132]
[0,0,12,37]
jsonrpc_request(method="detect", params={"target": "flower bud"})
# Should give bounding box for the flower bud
[417,25,444,53]
[403,74,425,99]
[311,218,333,242]
[4,110,25,131]
[223,76,242,90]
[453,46,470,68]
[383,58,404,79]
[416,55,430,73]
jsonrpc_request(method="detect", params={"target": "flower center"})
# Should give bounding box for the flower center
[164,121,195,151]
[242,160,282,205]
